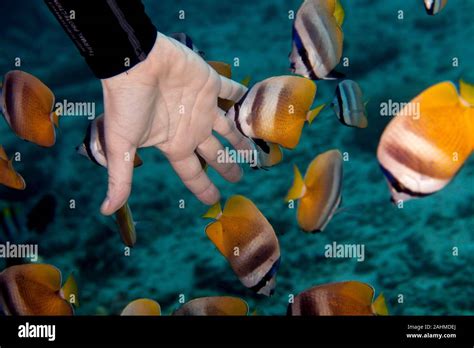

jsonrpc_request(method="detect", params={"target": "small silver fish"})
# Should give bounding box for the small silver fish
[331,80,368,128]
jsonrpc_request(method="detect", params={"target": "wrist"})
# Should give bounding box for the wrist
[101,32,174,88]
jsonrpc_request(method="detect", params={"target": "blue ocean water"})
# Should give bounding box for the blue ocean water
[0,0,473,315]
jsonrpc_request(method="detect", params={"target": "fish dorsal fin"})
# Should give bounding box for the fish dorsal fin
[207,61,232,79]
[459,79,474,106]
[61,273,79,307]
[0,145,8,161]
[121,298,161,316]
[307,103,326,124]
[222,195,258,218]
[202,202,222,219]
[372,293,389,316]
[205,221,226,255]
[241,76,252,87]
[334,0,345,26]
[285,165,306,202]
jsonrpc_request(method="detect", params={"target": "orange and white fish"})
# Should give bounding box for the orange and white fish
[121,298,161,316]
[226,76,325,149]
[0,264,78,315]
[290,0,345,80]
[288,281,388,316]
[0,145,25,190]
[173,296,249,316]
[424,0,448,15]
[377,81,474,202]
[0,70,58,147]
[203,195,280,296]
[286,149,343,232]
[332,80,368,128]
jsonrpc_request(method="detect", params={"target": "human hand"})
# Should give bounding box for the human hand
[99,32,250,215]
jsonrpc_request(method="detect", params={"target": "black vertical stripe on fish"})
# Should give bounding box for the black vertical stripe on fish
[426,0,437,15]
[301,11,331,79]
[232,103,244,137]
[335,85,349,126]
[249,84,268,126]
[249,257,280,294]
[292,25,318,80]
[253,138,270,154]
[83,123,100,166]
[231,89,250,137]
[96,118,107,158]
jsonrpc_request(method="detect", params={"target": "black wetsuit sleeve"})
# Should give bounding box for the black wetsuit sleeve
[44,0,157,79]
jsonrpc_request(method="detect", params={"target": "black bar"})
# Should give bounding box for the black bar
[0,316,472,346]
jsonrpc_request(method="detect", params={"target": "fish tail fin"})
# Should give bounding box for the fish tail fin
[51,110,60,128]
[285,165,306,202]
[334,0,345,26]
[61,273,79,307]
[241,76,252,87]
[459,79,474,106]
[202,202,222,219]
[458,80,474,151]
[372,293,389,316]
[306,104,326,124]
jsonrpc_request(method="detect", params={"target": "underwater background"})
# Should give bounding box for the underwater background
[0,0,473,315]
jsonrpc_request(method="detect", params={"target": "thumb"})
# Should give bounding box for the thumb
[101,136,136,216]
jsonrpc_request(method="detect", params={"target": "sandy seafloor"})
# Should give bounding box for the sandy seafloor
[0,0,473,316]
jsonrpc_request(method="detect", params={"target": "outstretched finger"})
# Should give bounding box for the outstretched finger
[213,110,254,153]
[167,153,220,205]
[197,135,243,183]
[101,138,136,216]
[218,75,247,103]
